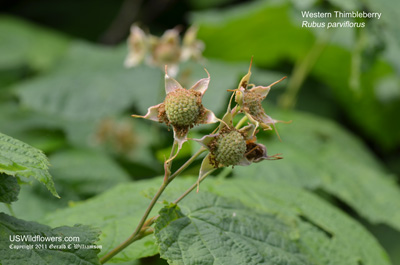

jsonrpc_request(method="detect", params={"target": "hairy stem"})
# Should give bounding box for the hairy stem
[164,140,178,181]
[173,170,214,204]
[99,181,168,264]
[100,146,206,264]
[168,147,207,182]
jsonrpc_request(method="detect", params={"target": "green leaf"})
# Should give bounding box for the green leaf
[192,2,314,66]
[14,41,163,149]
[15,41,162,121]
[0,182,77,222]
[361,0,400,44]
[0,132,59,198]
[0,149,132,222]
[311,40,400,149]
[205,179,391,265]
[42,177,192,263]
[0,213,100,265]
[233,109,400,231]
[49,148,130,197]
[155,193,309,265]
[0,173,20,204]
[43,176,390,264]
[0,15,70,71]
[0,102,66,151]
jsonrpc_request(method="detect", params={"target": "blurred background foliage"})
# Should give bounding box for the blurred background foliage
[0,0,399,264]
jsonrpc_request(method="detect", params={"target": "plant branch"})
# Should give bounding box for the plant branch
[99,180,168,264]
[168,147,206,182]
[173,169,214,204]
[100,145,206,264]
[164,140,178,181]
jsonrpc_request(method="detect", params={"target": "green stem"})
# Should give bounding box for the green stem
[99,181,168,264]
[168,147,206,182]
[147,167,215,229]
[164,141,178,181]
[169,140,178,159]
[173,169,215,204]
[279,32,330,110]
[100,146,206,264]
[235,115,248,129]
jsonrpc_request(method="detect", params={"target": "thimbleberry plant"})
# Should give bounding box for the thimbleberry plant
[99,59,287,263]
[2,6,399,264]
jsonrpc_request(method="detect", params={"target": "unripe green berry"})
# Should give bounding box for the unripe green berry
[164,88,201,126]
[214,130,246,166]
[244,91,264,117]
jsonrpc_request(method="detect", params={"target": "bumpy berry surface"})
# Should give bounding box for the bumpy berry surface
[244,91,264,117]
[164,88,200,126]
[214,130,246,166]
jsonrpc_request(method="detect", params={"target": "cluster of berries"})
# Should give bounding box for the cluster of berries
[132,59,287,189]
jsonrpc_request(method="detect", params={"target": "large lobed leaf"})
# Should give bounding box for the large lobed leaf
[192,1,314,66]
[0,15,70,71]
[49,148,131,197]
[0,132,58,198]
[206,179,391,265]
[233,109,400,231]
[43,176,390,264]
[14,42,163,122]
[155,193,309,265]
[0,102,67,153]
[0,213,100,265]
[0,148,132,222]
[42,177,188,263]
[13,41,163,149]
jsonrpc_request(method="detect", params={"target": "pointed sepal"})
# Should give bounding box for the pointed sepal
[200,108,219,125]
[190,68,210,95]
[250,85,271,98]
[172,128,188,152]
[219,111,233,130]
[237,57,253,89]
[165,66,183,94]
[131,103,162,122]
[239,123,256,139]
[193,134,218,148]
